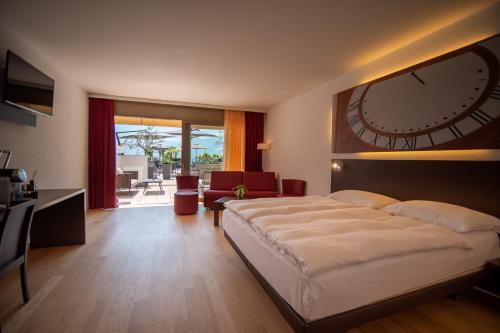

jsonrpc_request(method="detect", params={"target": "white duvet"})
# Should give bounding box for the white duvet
[225,197,474,277]
[225,196,356,220]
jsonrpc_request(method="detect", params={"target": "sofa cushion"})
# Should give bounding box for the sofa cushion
[177,188,198,193]
[243,172,277,191]
[204,189,235,199]
[245,191,279,198]
[210,171,243,190]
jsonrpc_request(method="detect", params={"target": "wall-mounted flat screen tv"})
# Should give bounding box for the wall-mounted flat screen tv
[4,50,54,117]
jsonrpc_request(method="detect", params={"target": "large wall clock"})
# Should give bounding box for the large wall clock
[333,34,500,153]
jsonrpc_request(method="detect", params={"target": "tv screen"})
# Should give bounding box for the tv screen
[4,50,54,117]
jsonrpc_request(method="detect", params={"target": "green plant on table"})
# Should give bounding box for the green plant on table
[232,185,247,199]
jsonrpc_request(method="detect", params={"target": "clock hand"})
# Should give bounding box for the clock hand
[411,72,426,85]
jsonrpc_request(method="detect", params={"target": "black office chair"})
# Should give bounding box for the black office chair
[0,199,36,303]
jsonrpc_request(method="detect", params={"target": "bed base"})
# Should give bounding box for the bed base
[224,231,487,333]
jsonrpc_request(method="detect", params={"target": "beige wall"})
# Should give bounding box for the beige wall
[264,3,500,195]
[115,100,224,126]
[0,26,88,190]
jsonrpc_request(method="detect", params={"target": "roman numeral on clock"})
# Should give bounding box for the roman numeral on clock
[448,124,463,138]
[403,136,417,150]
[347,100,360,114]
[385,137,397,149]
[355,126,367,138]
[370,133,379,146]
[348,113,361,127]
[427,133,435,146]
[491,85,500,100]
[469,109,493,125]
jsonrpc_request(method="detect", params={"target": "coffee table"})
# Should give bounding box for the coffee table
[139,179,164,194]
[213,196,241,227]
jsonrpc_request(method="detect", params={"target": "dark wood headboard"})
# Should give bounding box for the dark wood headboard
[331,159,500,218]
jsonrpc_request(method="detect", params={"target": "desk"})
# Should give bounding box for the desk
[30,189,86,248]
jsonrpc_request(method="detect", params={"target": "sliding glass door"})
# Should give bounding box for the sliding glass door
[189,124,224,189]
[114,116,183,181]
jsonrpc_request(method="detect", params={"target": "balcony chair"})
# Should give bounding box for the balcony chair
[116,170,139,194]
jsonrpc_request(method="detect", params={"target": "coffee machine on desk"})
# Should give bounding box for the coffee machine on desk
[0,150,29,207]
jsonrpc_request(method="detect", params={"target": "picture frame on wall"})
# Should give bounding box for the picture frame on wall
[332,34,500,153]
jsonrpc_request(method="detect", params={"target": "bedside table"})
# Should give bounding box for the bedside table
[213,197,236,227]
[485,259,500,295]
[475,258,500,300]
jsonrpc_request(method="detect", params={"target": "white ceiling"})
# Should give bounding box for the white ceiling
[0,0,496,110]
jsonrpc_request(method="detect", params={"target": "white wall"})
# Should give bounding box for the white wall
[0,26,88,191]
[117,155,148,182]
[264,3,500,195]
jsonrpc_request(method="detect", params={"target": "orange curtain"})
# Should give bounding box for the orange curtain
[224,110,245,171]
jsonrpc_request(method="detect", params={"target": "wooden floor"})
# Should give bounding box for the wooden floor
[0,205,498,333]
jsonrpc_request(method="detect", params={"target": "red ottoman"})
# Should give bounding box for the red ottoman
[174,191,198,215]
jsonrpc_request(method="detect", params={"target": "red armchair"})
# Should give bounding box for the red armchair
[174,175,199,215]
[176,175,199,192]
[281,179,306,197]
[174,192,198,214]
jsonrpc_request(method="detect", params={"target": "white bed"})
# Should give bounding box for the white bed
[222,206,499,322]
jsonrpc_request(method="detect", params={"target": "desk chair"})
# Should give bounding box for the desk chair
[0,199,36,303]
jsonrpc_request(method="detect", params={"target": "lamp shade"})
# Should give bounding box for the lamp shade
[257,143,271,150]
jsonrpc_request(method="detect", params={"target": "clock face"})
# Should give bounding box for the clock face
[344,37,500,150]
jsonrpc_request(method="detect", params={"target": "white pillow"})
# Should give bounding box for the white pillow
[116,167,124,174]
[329,190,400,209]
[383,200,500,233]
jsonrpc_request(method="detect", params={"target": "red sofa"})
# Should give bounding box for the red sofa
[203,171,278,208]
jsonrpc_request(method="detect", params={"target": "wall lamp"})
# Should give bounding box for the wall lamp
[257,142,271,151]
[332,160,343,172]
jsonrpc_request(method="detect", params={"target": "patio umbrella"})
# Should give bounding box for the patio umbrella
[117,130,177,157]
[118,132,175,140]
[191,143,207,159]
[192,128,219,138]
[116,130,175,145]
[163,129,218,138]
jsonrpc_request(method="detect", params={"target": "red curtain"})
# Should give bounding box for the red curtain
[244,111,264,171]
[88,98,117,209]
